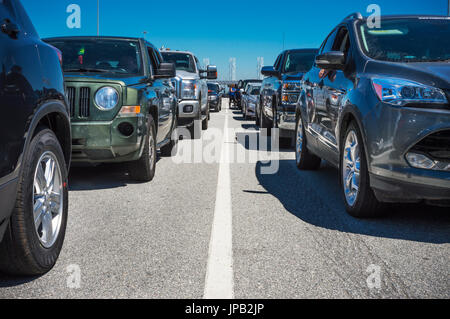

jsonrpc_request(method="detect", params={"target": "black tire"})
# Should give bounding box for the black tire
[0,128,68,276]
[128,115,157,182]
[295,115,321,170]
[160,118,178,157]
[202,115,208,130]
[189,119,202,140]
[260,105,272,136]
[340,122,384,218]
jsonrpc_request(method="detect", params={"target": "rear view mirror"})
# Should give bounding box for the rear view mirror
[155,62,176,79]
[261,66,280,78]
[206,65,218,80]
[315,51,345,70]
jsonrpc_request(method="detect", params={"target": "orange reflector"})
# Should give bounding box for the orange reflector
[282,95,289,102]
[120,105,141,114]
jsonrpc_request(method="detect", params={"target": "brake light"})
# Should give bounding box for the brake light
[49,45,63,67]
[208,90,212,93]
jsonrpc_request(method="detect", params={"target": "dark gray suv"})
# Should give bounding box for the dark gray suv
[296,13,450,217]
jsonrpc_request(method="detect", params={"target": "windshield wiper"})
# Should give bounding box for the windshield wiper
[64,68,110,73]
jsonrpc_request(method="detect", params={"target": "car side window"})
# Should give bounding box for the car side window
[273,54,282,70]
[320,28,338,54]
[147,47,159,76]
[332,26,351,61]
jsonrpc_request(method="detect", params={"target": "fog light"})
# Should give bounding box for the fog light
[118,122,134,137]
[183,105,193,113]
[406,152,450,171]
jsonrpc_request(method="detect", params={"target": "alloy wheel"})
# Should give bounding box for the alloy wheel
[296,117,303,164]
[33,151,63,248]
[342,130,361,207]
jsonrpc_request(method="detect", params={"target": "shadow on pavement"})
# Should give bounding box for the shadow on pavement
[0,274,39,287]
[255,160,450,244]
[68,163,142,191]
[235,131,293,153]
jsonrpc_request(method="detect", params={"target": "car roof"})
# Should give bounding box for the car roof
[44,36,145,42]
[283,48,318,54]
[160,50,195,56]
[346,14,450,23]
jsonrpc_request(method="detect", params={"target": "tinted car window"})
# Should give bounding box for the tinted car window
[162,52,196,73]
[283,51,317,73]
[357,18,450,62]
[320,28,338,54]
[46,39,144,75]
[208,83,219,91]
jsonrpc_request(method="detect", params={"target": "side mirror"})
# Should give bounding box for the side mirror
[206,65,218,80]
[261,66,280,78]
[315,51,345,70]
[154,62,176,79]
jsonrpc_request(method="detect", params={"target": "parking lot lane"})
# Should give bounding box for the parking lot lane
[230,111,450,299]
[0,105,225,299]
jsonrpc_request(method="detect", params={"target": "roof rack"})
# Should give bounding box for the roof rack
[342,12,363,22]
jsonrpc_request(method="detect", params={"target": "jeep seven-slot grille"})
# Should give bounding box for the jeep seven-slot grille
[79,87,90,117]
[66,87,91,118]
[66,87,76,117]
[411,130,450,161]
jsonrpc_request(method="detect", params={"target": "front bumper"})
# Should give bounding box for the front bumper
[178,100,200,127]
[276,104,296,131]
[208,97,220,109]
[365,102,450,202]
[71,114,145,163]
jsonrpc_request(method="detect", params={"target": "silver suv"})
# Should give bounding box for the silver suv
[161,50,217,138]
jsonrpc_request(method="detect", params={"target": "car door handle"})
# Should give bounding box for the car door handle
[1,21,20,38]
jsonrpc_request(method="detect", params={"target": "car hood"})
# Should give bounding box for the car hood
[63,73,146,86]
[282,71,305,82]
[364,61,450,90]
[175,70,198,80]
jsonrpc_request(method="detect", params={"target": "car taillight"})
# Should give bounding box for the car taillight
[49,45,63,67]
[208,90,212,93]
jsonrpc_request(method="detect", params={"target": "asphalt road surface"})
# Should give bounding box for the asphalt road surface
[0,99,449,299]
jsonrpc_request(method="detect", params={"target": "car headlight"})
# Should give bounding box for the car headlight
[95,87,119,110]
[372,78,448,106]
[181,80,197,99]
[282,81,301,91]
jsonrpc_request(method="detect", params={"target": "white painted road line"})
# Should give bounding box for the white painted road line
[204,104,234,299]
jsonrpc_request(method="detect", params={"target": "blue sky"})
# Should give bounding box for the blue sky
[22,0,448,80]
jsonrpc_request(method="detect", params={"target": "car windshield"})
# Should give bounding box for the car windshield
[46,39,144,75]
[283,51,317,73]
[250,87,261,95]
[357,17,450,62]
[208,83,219,91]
[162,52,196,72]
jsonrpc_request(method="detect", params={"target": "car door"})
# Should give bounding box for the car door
[262,53,283,120]
[307,28,338,141]
[321,25,354,151]
[0,0,41,181]
[147,45,171,143]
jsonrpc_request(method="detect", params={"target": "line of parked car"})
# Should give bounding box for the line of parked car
[0,0,219,275]
[233,13,450,218]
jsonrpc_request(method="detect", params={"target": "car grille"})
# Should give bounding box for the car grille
[66,87,91,118]
[66,87,76,117]
[411,130,450,161]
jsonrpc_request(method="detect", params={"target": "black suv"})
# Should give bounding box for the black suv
[296,13,450,217]
[259,49,317,144]
[0,0,71,274]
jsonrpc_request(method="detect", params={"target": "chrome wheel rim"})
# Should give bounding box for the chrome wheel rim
[296,117,303,164]
[33,151,63,248]
[149,130,155,169]
[342,130,361,207]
